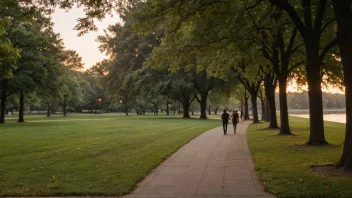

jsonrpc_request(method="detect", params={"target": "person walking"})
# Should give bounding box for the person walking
[221,110,230,135]
[240,110,243,121]
[231,110,239,134]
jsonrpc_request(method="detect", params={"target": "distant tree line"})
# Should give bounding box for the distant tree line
[0,2,107,122]
[274,92,346,110]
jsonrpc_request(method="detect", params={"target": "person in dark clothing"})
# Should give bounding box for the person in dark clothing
[231,110,239,134]
[221,110,230,135]
[240,110,244,121]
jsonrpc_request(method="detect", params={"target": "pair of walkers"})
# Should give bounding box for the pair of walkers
[221,110,239,135]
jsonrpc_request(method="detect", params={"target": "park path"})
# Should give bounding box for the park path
[123,121,276,198]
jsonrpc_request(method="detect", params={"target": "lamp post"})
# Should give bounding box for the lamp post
[96,97,102,114]
[63,94,68,117]
[120,100,123,115]
[120,89,128,116]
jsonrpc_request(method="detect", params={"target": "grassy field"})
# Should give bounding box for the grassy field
[247,116,352,198]
[0,114,220,196]
[4,112,133,122]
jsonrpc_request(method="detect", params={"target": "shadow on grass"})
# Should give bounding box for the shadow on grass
[292,143,341,148]
[256,127,280,131]
[290,127,305,132]
[265,133,298,138]
[311,164,352,178]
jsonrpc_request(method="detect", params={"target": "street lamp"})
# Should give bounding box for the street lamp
[119,100,123,115]
[96,97,102,114]
[119,89,128,116]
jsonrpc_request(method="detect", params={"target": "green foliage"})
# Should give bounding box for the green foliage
[60,70,85,107]
[0,40,20,79]
[98,15,161,102]
[63,50,84,70]
[0,3,101,119]
[7,20,52,93]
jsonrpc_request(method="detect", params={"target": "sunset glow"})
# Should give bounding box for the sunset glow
[51,8,346,95]
[52,7,120,69]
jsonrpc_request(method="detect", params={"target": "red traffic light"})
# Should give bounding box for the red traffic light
[97,98,102,103]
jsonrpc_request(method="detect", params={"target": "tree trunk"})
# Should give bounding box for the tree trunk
[305,40,327,145]
[265,98,270,122]
[0,80,8,124]
[199,94,208,119]
[0,94,6,124]
[264,76,279,128]
[182,102,191,118]
[250,93,259,123]
[334,0,352,168]
[18,92,25,123]
[215,107,218,115]
[47,102,51,117]
[63,97,67,117]
[279,76,292,135]
[125,91,129,116]
[208,105,211,115]
[261,98,266,121]
[244,98,250,120]
[178,102,181,115]
[166,96,169,115]
[268,90,279,128]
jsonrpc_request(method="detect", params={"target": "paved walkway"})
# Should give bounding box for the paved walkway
[123,121,275,198]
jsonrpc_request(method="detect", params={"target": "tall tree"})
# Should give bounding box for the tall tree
[6,15,56,122]
[258,87,266,121]
[170,71,195,118]
[0,41,19,123]
[60,70,84,116]
[0,1,22,123]
[235,58,262,124]
[261,65,279,128]
[332,1,352,169]
[98,10,162,112]
[192,70,221,119]
[268,0,337,144]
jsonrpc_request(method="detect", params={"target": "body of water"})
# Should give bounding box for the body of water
[292,114,346,123]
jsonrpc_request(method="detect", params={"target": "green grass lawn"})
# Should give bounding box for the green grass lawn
[247,116,352,198]
[0,115,219,196]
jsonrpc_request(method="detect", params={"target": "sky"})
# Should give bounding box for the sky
[52,7,120,69]
[286,82,344,94]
